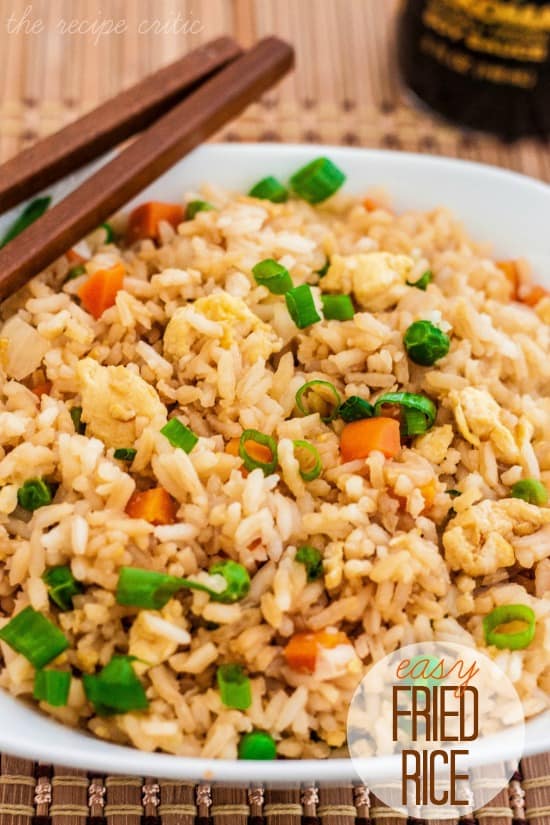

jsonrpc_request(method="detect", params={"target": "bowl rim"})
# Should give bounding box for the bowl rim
[0,689,547,783]
[202,141,550,190]
[0,142,548,783]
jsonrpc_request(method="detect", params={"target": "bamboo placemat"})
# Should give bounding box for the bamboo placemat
[0,0,549,178]
[0,756,549,824]
[0,1,549,823]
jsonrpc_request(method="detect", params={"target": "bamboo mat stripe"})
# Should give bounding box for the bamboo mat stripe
[0,760,547,824]
[0,1,549,823]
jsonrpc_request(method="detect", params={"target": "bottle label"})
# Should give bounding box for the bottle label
[420,0,550,88]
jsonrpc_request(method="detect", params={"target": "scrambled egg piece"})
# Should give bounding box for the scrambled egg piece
[129,600,190,669]
[443,498,550,577]
[321,252,414,311]
[77,358,166,448]
[314,642,361,681]
[414,425,454,465]
[448,387,519,463]
[164,293,281,361]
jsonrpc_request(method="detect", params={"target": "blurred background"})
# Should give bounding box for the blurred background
[0,0,549,179]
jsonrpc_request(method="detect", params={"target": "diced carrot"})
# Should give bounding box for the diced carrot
[125,487,177,525]
[283,633,318,673]
[498,260,548,306]
[496,260,519,299]
[363,197,380,212]
[78,262,125,319]
[393,480,436,513]
[126,202,185,244]
[226,436,273,464]
[242,438,274,465]
[66,248,86,264]
[32,381,52,398]
[497,261,550,307]
[420,480,436,510]
[363,197,393,214]
[226,437,249,476]
[283,630,350,674]
[521,285,548,307]
[226,435,274,477]
[340,417,401,462]
[225,438,241,457]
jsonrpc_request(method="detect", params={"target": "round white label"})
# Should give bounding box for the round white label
[347,641,525,819]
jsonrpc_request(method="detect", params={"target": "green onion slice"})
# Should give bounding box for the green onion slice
[252,259,293,294]
[238,730,277,760]
[0,196,52,249]
[290,157,346,204]
[43,566,83,611]
[116,560,250,609]
[248,176,288,203]
[407,270,433,291]
[217,663,252,710]
[295,545,323,581]
[17,478,53,511]
[295,380,342,423]
[64,264,87,283]
[510,478,549,506]
[70,406,85,434]
[403,408,430,436]
[186,200,214,220]
[285,284,322,329]
[321,294,355,321]
[83,655,149,715]
[34,669,71,706]
[338,396,374,422]
[113,447,137,462]
[483,604,536,650]
[239,429,278,475]
[0,607,69,668]
[161,418,198,454]
[293,440,322,481]
[403,320,450,366]
[315,259,330,278]
[100,222,115,243]
[208,560,250,603]
[374,392,437,436]
[116,567,184,609]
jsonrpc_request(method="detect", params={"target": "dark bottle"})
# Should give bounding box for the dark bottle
[398,0,550,139]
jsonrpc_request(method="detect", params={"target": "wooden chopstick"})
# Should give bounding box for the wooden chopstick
[0,36,242,213]
[0,36,294,303]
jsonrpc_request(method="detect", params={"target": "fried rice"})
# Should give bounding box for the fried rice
[0,178,548,758]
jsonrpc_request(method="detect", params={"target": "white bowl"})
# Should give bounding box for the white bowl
[0,144,549,783]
